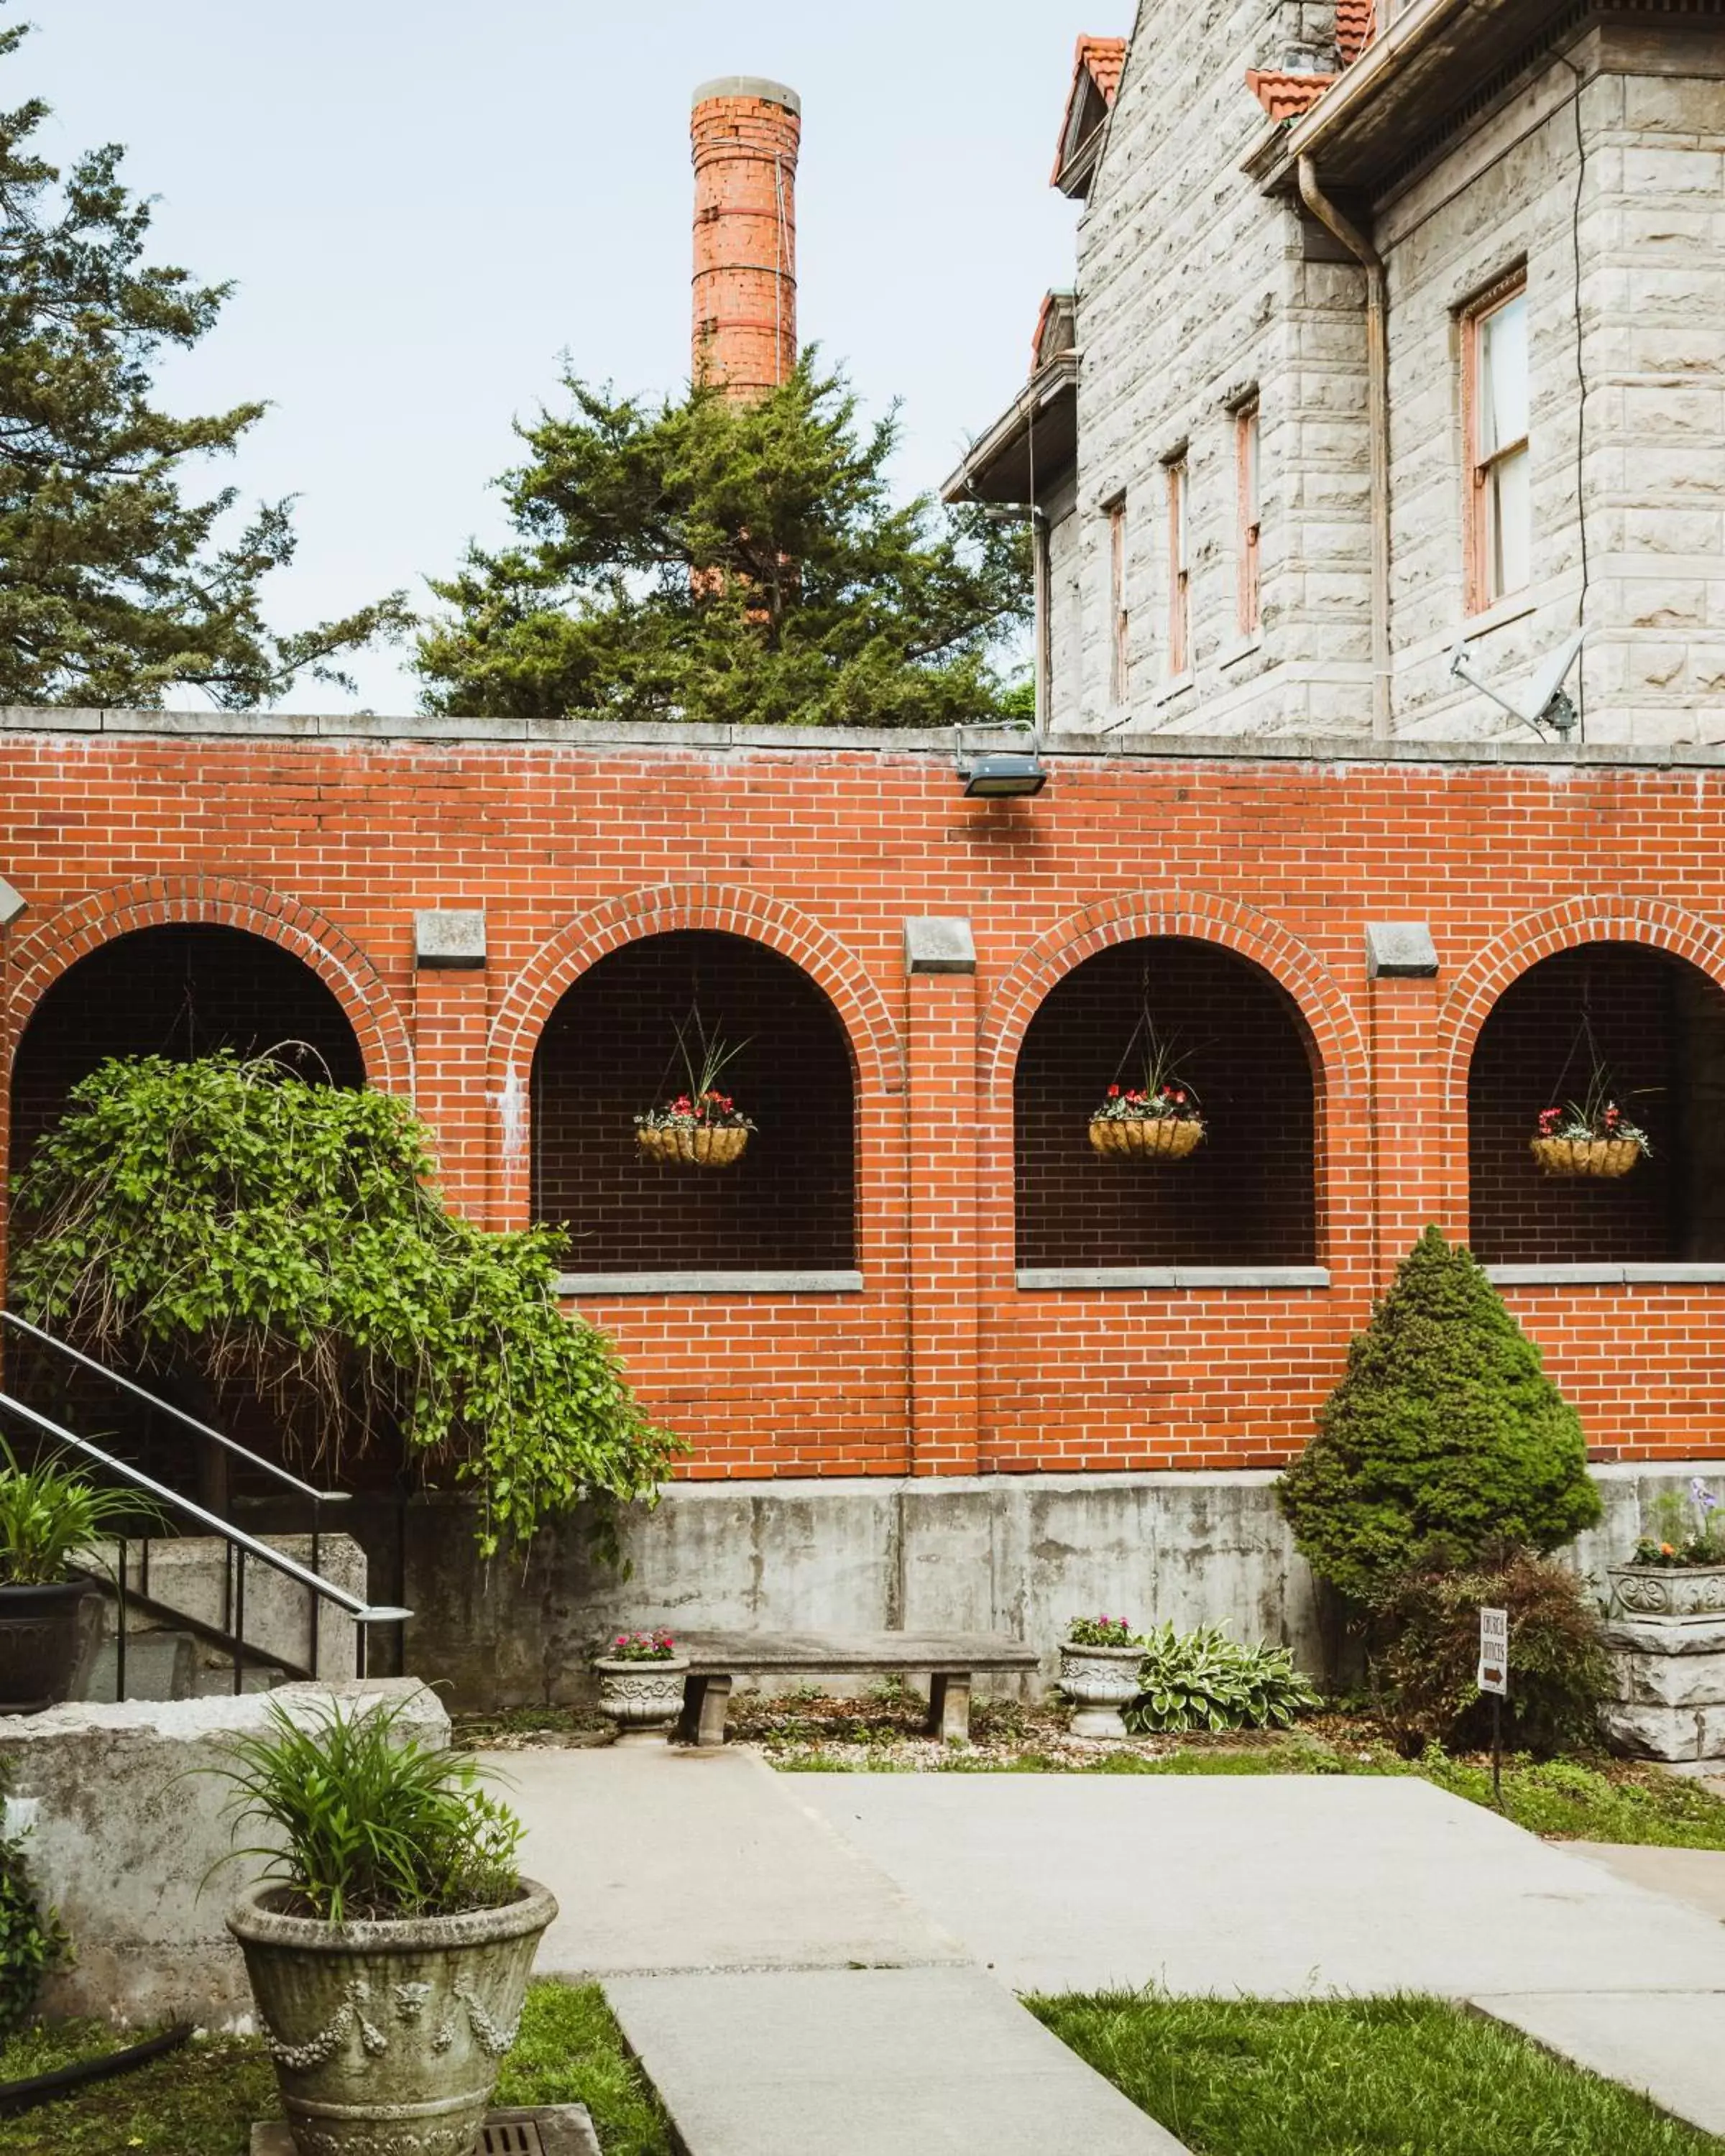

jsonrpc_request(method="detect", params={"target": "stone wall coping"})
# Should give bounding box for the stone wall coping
[1605,1617,1725,1654]
[11,706,1725,772]
[556,1269,865,1296]
[1016,1265,1331,1290]
[1486,1264,1725,1286]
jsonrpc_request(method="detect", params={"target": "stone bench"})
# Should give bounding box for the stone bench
[673,1629,1040,1746]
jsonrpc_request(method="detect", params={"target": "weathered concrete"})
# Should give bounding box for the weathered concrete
[73,1532,367,1699]
[253,2109,598,2155]
[1,1677,444,2025]
[400,1462,1714,1711]
[1563,1839,1725,1922]
[486,1746,965,1978]
[1472,1994,1725,2139]
[606,1968,1187,2156]
[792,1772,1725,1998]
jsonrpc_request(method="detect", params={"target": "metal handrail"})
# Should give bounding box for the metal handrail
[0,1309,346,1506]
[0,1390,409,1627]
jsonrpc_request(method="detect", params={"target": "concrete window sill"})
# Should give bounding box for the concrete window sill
[1016,1266,1330,1291]
[1153,672,1197,708]
[1219,637,1263,671]
[1485,1263,1725,1287]
[558,1270,865,1296]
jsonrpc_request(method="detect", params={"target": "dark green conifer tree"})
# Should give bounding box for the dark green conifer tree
[1279,1225,1601,1602]
[0,14,405,706]
[415,356,1032,727]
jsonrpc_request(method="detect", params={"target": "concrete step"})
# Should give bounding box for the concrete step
[79,1630,287,1703]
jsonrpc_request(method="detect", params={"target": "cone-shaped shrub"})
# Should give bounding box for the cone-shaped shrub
[1279,1226,1601,1603]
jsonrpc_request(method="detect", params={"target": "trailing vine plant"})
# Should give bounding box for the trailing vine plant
[8,1053,682,1554]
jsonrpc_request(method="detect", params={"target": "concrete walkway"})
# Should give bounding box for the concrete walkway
[495,1749,1725,2150]
[492,1746,1184,2153]
[1563,1838,1725,1923]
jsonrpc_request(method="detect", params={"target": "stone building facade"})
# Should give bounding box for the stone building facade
[950,0,1725,746]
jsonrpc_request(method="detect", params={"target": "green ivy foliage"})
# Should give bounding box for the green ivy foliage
[0,1766,63,2044]
[1121,1623,1322,1736]
[9,1054,681,1553]
[1279,1227,1601,1604]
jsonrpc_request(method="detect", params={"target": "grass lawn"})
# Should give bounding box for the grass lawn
[0,1980,671,2156]
[1029,1993,1725,2156]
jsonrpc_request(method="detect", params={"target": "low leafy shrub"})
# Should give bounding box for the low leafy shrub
[0,1766,65,2043]
[1121,1624,1322,1736]
[1368,1547,1610,1756]
[1065,1615,1137,1647]
[0,1439,142,1585]
[215,1693,525,1922]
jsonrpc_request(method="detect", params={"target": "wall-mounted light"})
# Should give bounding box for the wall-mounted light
[954,725,1048,798]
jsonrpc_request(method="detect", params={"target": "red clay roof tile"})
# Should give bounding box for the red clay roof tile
[1052,33,1129,185]
[1336,0,1377,65]
[1244,67,1336,121]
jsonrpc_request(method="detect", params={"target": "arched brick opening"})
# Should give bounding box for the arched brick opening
[1013,938,1319,1267]
[531,929,857,1271]
[7,923,365,1182]
[1467,941,1725,1265]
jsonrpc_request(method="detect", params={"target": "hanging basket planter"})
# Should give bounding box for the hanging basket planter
[1530,1134,1642,1179]
[636,1120,752,1169]
[1087,1113,1205,1163]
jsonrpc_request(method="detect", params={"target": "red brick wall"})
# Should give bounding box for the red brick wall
[3,727,1725,1479]
[531,930,855,1271]
[1014,939,1317,1266]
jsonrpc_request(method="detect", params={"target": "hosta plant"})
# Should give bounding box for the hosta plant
[1121,1623,1322,1736]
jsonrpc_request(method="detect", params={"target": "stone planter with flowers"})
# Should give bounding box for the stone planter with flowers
[1601,1478,1725,1767]
[594,1628,689,1744]
[1057,1615,1144,1738]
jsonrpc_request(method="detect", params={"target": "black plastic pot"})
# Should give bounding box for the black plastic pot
[0,1580,92,1714]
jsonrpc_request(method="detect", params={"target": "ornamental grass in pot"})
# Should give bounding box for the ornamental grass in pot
[0,1441,137,1714]
[218,1693,556,2156]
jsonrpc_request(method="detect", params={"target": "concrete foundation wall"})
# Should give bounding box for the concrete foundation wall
[401,1463,1716,1711]
[1,1678,445,2027]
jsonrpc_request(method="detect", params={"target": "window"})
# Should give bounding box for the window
[1236,403,1261,636]
[1167,457,1190,676]
[1108,497,1129,704]
[1465,278,1530,610]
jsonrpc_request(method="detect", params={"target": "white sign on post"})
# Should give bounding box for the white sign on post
[1477,1606,1509,1696]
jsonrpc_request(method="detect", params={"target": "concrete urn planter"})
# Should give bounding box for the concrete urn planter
[1609,1561,1725,1622]
[1057,1640,1143,1739]
[593,1655,689,1744]
[227,1877,556,2156]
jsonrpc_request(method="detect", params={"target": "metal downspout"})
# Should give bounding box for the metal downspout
[1297,155,1392,737]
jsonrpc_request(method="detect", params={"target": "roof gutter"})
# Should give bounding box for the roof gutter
[940,352,1080,505]
[1283,0,1475,162]
[1297,157,1392,737]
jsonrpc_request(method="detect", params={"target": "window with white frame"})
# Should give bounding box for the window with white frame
[1465,277,1530,611]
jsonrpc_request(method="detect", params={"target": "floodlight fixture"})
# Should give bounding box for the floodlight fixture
[955,724,1049,799]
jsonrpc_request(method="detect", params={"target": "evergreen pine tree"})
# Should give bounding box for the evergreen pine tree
[415,355,1032,727]
[1279,1225,1601,1603]
[0,14,406,706]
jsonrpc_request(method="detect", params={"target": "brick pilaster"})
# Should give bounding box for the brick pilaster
[1363,923,1453,1289]
[412,911,489,1224]
[904,918,980,1475]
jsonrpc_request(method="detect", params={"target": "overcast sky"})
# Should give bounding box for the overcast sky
[31,1,1108,710]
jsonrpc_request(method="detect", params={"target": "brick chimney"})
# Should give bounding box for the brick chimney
[690,76,801,400]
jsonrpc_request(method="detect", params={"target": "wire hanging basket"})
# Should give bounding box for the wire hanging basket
[1527,1007,1650,1181]
[633,1001,756,1171]
[1087,989,1206,1166]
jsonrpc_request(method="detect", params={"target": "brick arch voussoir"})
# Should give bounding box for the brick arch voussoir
[980,891,1364,1105]
[490,886,904,1098]
[1443,899,1725,1095]
[4,878,413,1092]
